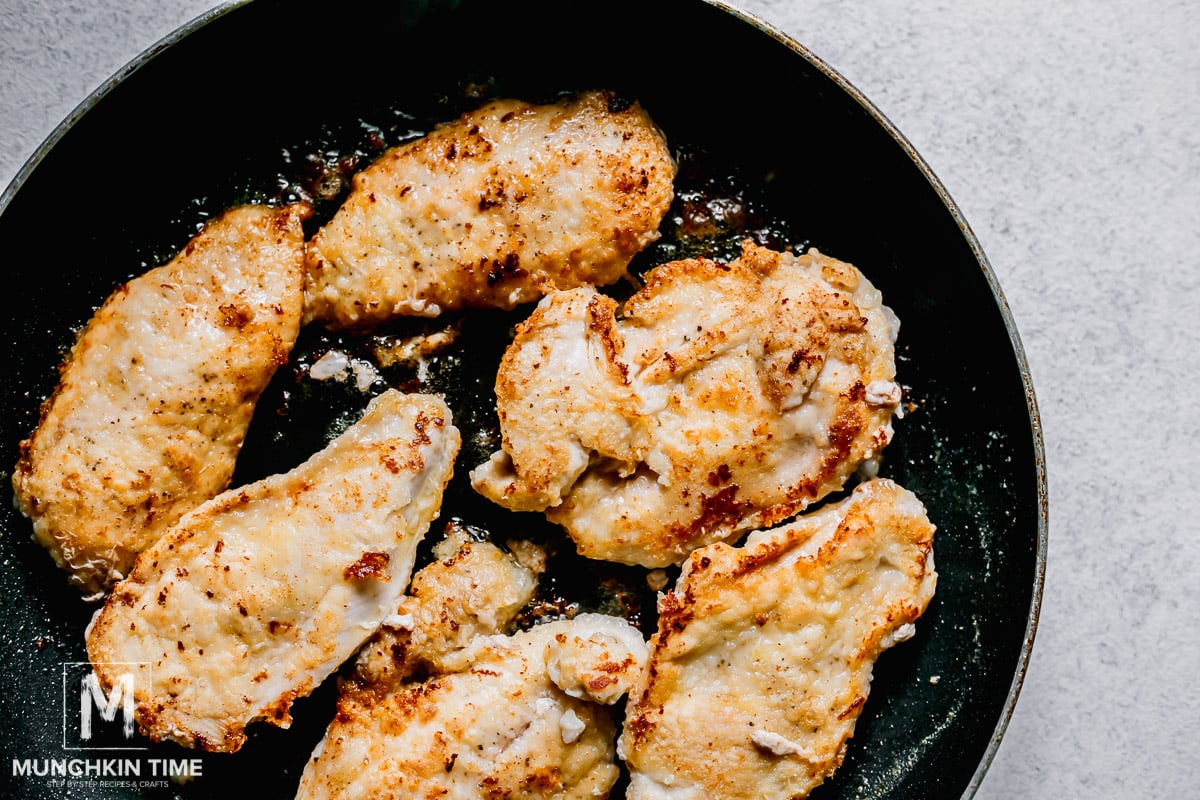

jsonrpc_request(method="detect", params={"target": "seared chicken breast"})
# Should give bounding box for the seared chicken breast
[13,203,309,596]
[298,613,647,800]
[86,390,460,752]
[304,91,675,328]
[352,527,541,689]
[300,530,646,800]
[619,479,937,800]
[472,242,901,566]
[299,531,536,798]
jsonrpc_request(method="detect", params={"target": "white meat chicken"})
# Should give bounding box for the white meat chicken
[619,478,937,800]
[351,527,542,690]
[297,531,647,800]
[13,203,310,596]
[85,390,460,752]
[472,242,902,567]
[304,90,675,328]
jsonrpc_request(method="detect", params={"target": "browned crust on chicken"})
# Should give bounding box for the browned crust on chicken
[12,203,310,595]
[85,391,460,752]
[620,478,937,799]
[472,242,902,567]
[348,529,540,695]
[304,90,676,328]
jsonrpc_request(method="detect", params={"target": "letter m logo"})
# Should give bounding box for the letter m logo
[80,671,135,739]
[62,662,149,751]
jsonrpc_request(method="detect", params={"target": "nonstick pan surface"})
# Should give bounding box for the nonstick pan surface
[0,1,1046,798]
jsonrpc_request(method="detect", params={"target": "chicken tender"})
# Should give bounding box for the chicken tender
[472,242,902,566]
[12,203,309,596]
[298,613,648,800]
[619,478,937,800]
[352,527,541,689]
[304,90,675,328]
[85,390,460,752]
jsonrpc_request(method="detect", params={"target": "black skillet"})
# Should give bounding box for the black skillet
[0,1,1047,797]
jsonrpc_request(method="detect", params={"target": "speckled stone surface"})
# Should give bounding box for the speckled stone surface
[1,1,1197,797]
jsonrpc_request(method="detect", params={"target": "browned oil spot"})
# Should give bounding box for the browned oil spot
[218,303,252,329]
[344,552,391,582]
[485,252,526,286]
[837,696,866,720]
[412,413,433,446]
[588,674,618,691]
[707,463,733,487]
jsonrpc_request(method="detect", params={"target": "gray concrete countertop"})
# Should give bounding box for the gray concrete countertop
[2,1,1197,797]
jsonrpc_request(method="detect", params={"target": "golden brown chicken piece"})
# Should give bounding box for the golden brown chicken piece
[86,390,460,752]
[619,478,937,800]
[351,526,541,690]
[472,242,902,567]
[12,203,309,596]
[298,613,647,800]
[304,91,675,328]
[298,524,647,800]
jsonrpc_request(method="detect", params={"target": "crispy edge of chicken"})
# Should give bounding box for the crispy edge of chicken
[472,242,902,567]
[85,390,461,752]
[12,202,310,597]
[304,90,676,328]
[618,478,937,800]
